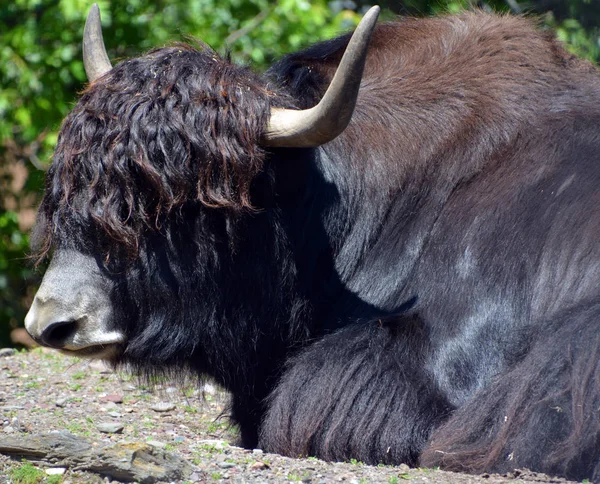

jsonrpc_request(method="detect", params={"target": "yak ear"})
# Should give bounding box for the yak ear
[263,6,380,148]
[83,3,112,82]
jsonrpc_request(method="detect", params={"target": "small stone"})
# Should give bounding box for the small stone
[174,436,185,442]
[198,439,227,449]
[147,440,167,449]
[250,461,269,470]
[123,384,137,391]
[90,360,112,373]
[218,462,236,469]
[252,448,263,455]
[46,468,66,476]
[55,398,69,408]
[0,348,16,358]
[150,402,176,412]
[201,383,216,394]
[398,463,410,473]
[99,394,123,404]
[96,422,124,434]
[107,411,122,418]
[122,407,134,413]
[3,426,14,433]
[189,472,201,481]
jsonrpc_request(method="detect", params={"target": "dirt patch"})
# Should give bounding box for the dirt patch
[0,349,580,483]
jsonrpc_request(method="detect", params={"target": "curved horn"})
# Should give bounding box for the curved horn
[83,3,112,82]
[264,6,380,147]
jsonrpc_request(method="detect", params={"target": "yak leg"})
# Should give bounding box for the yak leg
[260,317,452,466]
[421,303,600,482]
[231,393,263,449]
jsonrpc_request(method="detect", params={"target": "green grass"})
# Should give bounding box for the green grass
[198,443,225,453]
[207,420,229,433]
[71,371,86,380]
[9,461,45,484]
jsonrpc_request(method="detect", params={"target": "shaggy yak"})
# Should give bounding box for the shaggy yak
[25,4,600,480]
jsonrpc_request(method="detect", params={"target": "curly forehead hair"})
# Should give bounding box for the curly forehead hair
[38,44,285,258]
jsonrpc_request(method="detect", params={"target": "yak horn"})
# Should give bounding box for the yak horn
[263,6,380,147]
[83,3,112,82]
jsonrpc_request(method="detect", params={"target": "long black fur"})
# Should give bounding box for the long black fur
[33,12,600,479]
[261,316,453,466]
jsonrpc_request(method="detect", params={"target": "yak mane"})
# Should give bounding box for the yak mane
[35,44,290,261]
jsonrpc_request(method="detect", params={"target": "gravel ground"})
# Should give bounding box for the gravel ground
[0,348,581,484]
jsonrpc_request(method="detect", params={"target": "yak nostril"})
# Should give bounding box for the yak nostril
[39,320,78,348]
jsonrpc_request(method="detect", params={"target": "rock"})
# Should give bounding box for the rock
[218,461,236,469]
[96,422,124,434]
[201,383,216,394]
[147,440,167,449]
[250,461,270,470]
[3,426,14,434]
[46,467,67,476]
[0,348,16,358]
[252,448,263,455]
[55,398,69,408]
[99,394,123,404]
[197,439,227,449]
[107,411,122,418]
[91,442,193,482]
[150,402,176,413]
[0,431,92,458]
[0,433,192,483]
[398,463,410,473]
[89,360,112,373]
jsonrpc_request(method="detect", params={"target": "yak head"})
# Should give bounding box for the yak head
[24,5,379,370]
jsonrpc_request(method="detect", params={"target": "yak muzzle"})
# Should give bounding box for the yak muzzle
[25,250,125,358]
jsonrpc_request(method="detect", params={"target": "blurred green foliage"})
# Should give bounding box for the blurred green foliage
[0,212,33,346]
[1,0,599,346]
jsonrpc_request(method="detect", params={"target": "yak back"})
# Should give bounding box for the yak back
[267,12,600,401]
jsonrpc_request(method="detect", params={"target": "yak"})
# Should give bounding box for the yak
[25,3,600,480]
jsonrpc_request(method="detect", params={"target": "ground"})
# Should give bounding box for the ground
[0,348,582,484]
